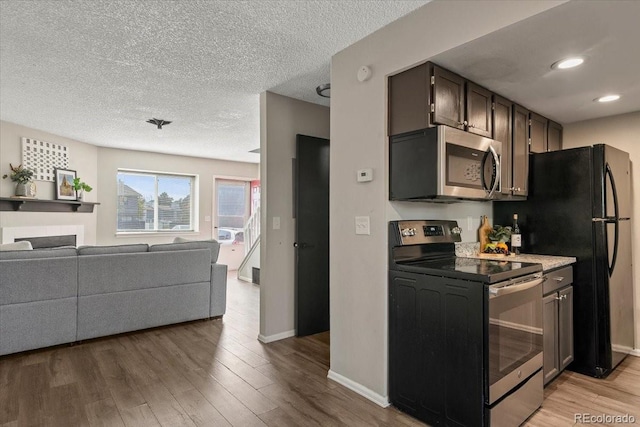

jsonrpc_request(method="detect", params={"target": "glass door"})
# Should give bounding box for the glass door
[214,179,250,245]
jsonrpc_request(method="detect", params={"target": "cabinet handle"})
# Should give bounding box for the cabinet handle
[555,294,567,301]
[468,123,475,128]
[553,277,564,282]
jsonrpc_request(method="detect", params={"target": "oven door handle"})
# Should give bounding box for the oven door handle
[489,278,543,297]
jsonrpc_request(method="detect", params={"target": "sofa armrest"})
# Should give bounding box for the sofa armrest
[210,263,227,317]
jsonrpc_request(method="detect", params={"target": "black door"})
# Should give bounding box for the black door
[295,134,329,337]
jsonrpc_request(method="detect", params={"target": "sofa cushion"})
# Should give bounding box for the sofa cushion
[152,240,220,263]
[0,247,77,260]
[0,241,33,251]
[78,244,149,255]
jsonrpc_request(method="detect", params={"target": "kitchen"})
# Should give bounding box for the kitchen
[331,1,638,426]
[383,3,638,425]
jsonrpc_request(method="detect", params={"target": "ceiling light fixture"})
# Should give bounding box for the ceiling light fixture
[551,57,585,70]
[316,83,330,98]
[146,118,172,129]
[595,94,621,103]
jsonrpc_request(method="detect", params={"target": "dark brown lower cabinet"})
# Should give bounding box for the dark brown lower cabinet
[543,284,574,385]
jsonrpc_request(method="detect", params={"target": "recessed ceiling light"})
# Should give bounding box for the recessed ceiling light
[595,94,621,103]
[551,57,585,70]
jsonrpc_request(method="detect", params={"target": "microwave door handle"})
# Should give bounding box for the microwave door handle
[486,145,500,198]
[489,278,543,297]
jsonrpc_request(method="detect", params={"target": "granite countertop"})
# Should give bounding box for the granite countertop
[455,242,576,272]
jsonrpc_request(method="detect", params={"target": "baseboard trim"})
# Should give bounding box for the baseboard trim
[237,275,252,283]
[630,348,640,357]
[258,330,295,343]
[327,369,390,408]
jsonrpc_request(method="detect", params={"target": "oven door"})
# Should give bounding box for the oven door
[487,275,543,405]
[439,126,502,199]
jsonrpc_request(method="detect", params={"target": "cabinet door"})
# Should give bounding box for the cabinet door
[559,286,574,370]
[512,104,529,197]
[432,65,465,130]
[547,120,563,152]
[529,112,548,153]
[388,63,430,136]
[543,292,560,385]
[493,95,512,196]
[466,82,492,137]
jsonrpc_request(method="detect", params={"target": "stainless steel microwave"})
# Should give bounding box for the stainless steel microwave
[389,125,503,201]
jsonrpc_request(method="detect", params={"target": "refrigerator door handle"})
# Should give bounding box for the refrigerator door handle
[605,163,619,275]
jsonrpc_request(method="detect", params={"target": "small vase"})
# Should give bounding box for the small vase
[15,181,36,197]
[77,190,84,201]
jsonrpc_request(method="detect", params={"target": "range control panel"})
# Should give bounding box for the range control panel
[396,220,462,245]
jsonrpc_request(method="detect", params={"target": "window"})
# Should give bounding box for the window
[117,170,197,232]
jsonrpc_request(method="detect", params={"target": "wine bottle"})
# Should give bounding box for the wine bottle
[511,213,522,255]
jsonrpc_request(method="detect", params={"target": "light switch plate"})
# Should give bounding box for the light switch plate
[355,216,370,235]
[273,216,280,230]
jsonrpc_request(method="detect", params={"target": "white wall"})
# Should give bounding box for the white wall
[563,111,640,350]
[0,121,99,244]
[329,0,565,403]
[96,147,259,248]
[259,91,330,341]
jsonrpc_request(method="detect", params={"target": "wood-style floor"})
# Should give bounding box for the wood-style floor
[1,274,639,426]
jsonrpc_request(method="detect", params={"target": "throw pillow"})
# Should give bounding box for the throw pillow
[0,241,33,251]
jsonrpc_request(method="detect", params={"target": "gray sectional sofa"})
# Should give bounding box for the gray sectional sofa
[0,240,227,356]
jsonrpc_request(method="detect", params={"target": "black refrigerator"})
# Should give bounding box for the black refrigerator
[494,144,633,378]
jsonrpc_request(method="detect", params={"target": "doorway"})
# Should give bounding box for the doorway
[295,134,330,337]
[214,178,250,270]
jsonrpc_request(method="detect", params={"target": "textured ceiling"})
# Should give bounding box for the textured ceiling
[429,1,640,124]
[0,0,429,163]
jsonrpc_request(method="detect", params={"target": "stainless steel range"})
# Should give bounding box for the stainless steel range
[389,220,544,426]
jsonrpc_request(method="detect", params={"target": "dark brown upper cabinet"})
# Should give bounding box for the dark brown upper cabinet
[512,104,530,197]
[388,64,430,136]
[466,82,492,138]
[547,120,563,152]
[432,65,465,130]
[388,62,464,135]
[529,112,548,154]
[492,95,513,196]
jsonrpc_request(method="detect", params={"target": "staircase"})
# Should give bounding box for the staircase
[237,207,260,283]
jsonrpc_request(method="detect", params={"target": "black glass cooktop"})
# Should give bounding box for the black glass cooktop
[396,256,542,284]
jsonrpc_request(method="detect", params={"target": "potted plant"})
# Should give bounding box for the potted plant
[484,225,512,254]
[2,163,36,197]
[72,177,92,201]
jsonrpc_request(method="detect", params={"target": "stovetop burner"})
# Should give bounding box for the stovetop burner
[389,220,542,283]
[397,256,542,284]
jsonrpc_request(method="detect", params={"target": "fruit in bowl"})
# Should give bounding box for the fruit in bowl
[483,242,510,255]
